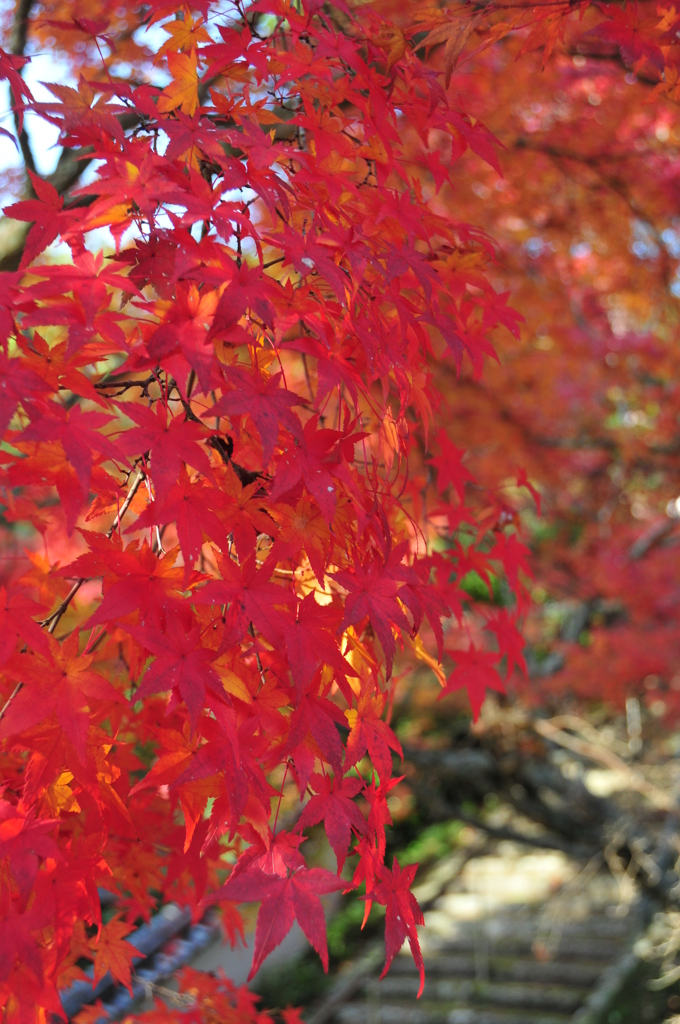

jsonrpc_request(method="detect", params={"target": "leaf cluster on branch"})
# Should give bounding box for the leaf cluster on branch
[0,0,674,1020]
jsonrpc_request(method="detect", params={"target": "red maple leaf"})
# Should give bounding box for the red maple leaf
[589,7,664,71]
[207,262,277,337]
[373,858,425,997]
[3,171,69,269]
[516,467,542,513]
[295,772,367,871]
[20,402,121,507]
[129,467,229,581]
[0,48,32,129]
[363,774,403,859]
[0,585,49,666]
[218,842,346,978]
[0,897,50,985]
[206,366,305,467]
[75,538,189,631]
[130,614,225,730]
[284,594,355,698]
[270,417,342,523]
[398,557,450,661]
[91,914,138,992]
[145,282,222,395]
[0,801,60,903]
[287,692,347,776]
[427,430,475,503]
[0,633,123,762]
[196,553,293,648]
[491,532,533,591]
[438,643,505,721]
[268,497,331,585]
[0,350,50,434]
[334,555,413,678]
[115,402,213,502]
[484,610,527,678]
[344,692,403,782]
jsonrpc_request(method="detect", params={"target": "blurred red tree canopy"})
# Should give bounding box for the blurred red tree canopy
[0,0,677,1020]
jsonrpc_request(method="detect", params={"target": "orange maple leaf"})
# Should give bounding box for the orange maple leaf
[159,12,210,57]
[90,914,138,992]
[158,51,199,117]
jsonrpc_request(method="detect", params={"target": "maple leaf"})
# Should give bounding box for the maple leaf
[484,610,527,678]
[270,416,342,523]
[0,898,50,984]
[427,430,475,503]
[269,497,330,585]
[173,714,247,829]
[373,858,425,997]
[91,914,138,992]
[206,366,305,467]
[129,724,197,796]
[363,774,403,860]
[17,332,107,406]
[491,532,533,591]
[35,77,126,146]
[0,584,50,666]
[218,849,346,978]
[295,772,366,871]
[287,692,348,776]
[344,692,402,782]
[0,633,124,762]
[334,555,413,678]
[218,462,277,561]
[158,50,200,117]
[158,11,211,57]
[146,282,221,395]
[3,171,67,269]
[516,467,542,513]
[196,553,293,648]
[115,402,213,503]
[130,615,224,730]
[78,539,188,632]
[20,403,121,505]
[0,50,32,130]
[0,801,60,903]
[207,262,277,337]
[283,594,355,698]
[438,643,505,721]
[398,557,450,661]
[129,467,229,581]
[0,349,50,434]
[589,7,664,72]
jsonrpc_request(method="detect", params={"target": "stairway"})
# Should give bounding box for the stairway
[328,842,641,1024]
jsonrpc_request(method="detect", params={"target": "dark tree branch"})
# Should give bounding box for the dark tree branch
[9,0,37,178]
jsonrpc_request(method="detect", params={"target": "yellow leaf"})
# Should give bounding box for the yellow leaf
[44,771,81,815]
[379,409,400,477]
[218,666,252,704]
[376,25,406,71]
[158,50,199,117]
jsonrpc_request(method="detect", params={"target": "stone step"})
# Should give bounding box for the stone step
[362,977,585,1013]
[387,954,604,987]
[423,931,627,962]
[337,1003,573,1024]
